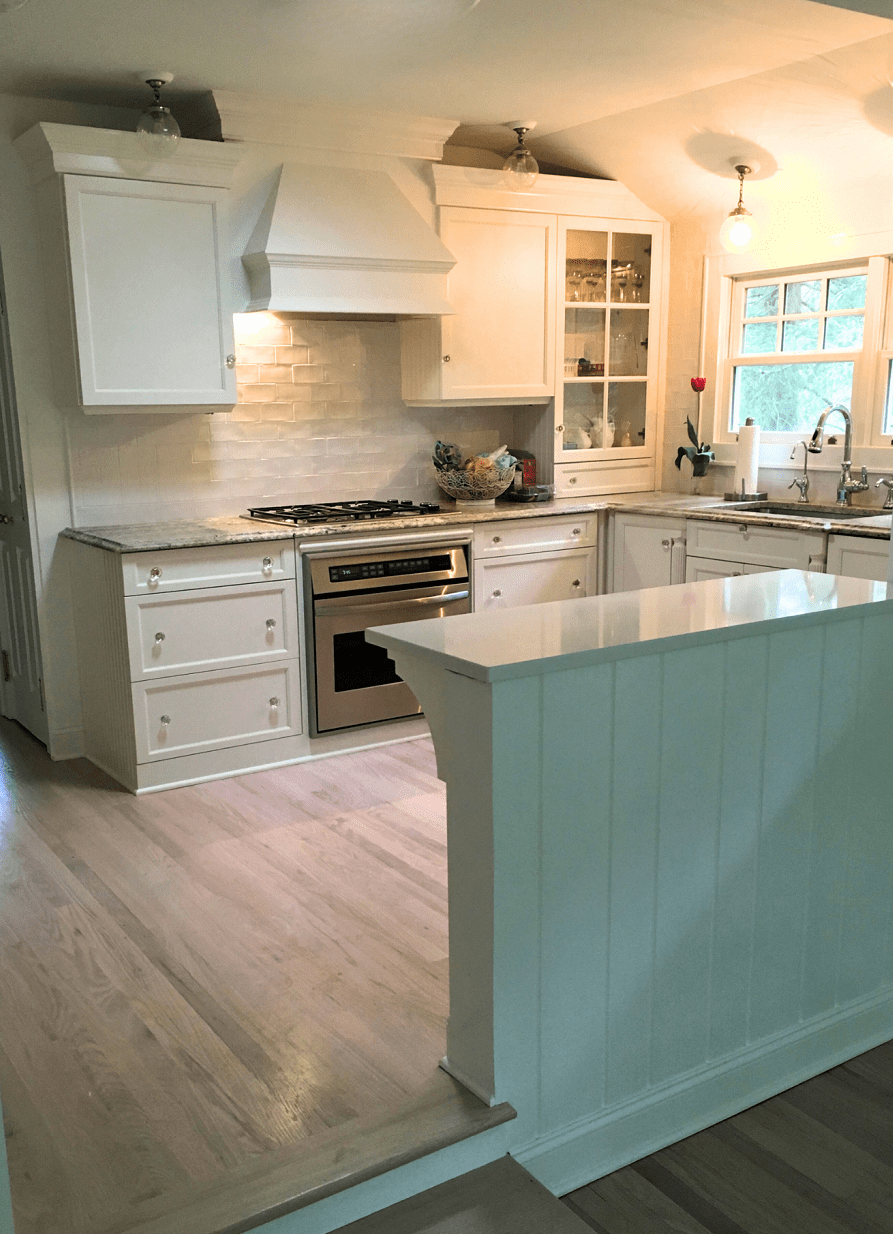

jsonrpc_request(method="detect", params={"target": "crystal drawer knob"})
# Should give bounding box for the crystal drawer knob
[493,535,501,544]
[572,579,581,588]
[492,589,502,598]
[262,556,273,570]
[573,527,581,535]
[266,618,276,630]
[160,715,171,726]
[226,354,236,368]
[149,567,162,581]
[661,539,671,548]
[569,476,578,485]
[269,696,280,707]
[154,632,165,643]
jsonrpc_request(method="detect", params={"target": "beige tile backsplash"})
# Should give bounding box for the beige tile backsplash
[66,314,522,527]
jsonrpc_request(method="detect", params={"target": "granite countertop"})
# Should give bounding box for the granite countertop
[59,492,893,554]
[368,571,892,682]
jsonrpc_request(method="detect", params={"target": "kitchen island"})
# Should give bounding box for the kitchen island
[368,570,893,1195]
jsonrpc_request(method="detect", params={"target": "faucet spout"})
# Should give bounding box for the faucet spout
[808,404,867,505]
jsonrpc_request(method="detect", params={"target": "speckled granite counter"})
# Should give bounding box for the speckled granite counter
[59,492,893,554]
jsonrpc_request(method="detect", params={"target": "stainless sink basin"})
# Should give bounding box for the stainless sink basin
[723,502,881,521]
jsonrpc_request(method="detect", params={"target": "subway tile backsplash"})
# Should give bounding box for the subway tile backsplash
[67,314,523,527]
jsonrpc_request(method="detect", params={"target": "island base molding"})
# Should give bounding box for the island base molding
[514,985,893,1195]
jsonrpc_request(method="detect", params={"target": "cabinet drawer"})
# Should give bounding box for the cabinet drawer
[474,515,596,558]
[685,520,824,570]
[474,547,593,609]
[555,458,655,497]
[125,580,300,680]
[133,660,302,762]
[122,541,295,595]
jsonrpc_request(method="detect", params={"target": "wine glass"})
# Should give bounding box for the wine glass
[566,269,583,302]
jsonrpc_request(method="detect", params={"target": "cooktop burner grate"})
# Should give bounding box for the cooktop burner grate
[246,499,442,525]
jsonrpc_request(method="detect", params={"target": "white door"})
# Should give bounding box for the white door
[826,534,889,582]
[0,254,47,742]
[612,513,685,592]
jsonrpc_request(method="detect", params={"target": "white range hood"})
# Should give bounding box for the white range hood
[242,163,456,316]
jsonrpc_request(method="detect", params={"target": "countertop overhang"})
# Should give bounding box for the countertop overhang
[367,571,892,683]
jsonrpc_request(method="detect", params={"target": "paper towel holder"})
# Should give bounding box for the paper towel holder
[724,417,767,502]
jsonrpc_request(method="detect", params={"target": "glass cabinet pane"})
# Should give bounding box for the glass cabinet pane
[611,233,651,303]
[609,309,648,376]
[608,383,647,448]
[562,382,603,450]
[564,307,605,377]
[566,230,608,302]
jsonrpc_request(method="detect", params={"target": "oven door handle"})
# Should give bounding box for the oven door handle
[315,590,469,618]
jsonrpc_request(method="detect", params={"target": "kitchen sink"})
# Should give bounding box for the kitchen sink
[723,502,882,521]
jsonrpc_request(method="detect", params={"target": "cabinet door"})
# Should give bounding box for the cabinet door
[63,175,236,407]
[401,206,556,403]
[474,547,592,609]
[556,220,665,494]
[611,513,685,592]
[826,534,889,581]
[685,556,744,582]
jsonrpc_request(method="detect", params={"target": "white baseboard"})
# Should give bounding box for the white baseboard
[47,726,84,761]
[515,987,893,1197]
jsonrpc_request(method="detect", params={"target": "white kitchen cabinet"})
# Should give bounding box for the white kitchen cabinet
[68,537,303,792]
[826,534,890,581]
[472,515,596,609]
[611,512,686,592]
[684,557,779,582]
[685,519,826,573]
[16,123,241,412]
[553,219,666,495]
[400,205,557,404]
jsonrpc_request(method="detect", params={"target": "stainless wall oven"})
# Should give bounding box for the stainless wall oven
[303,536,471,735]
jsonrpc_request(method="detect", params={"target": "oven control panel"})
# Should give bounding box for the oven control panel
[328,554,452,583]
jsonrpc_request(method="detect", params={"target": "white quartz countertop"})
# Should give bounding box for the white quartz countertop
[367,571,892,683]
[58,491,893,553]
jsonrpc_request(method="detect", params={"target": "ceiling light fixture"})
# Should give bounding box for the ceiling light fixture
[719,163,755,253]
[502,121,539,191]
[135,71,181,155]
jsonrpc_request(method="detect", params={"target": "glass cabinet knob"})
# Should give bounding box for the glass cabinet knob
[154,632,165,643]
[262,556,273,571]
[572,527,581,535]
[492,535,501,544]
[661,539,671,548]
[160,715,171,726]
[572,579,581,588]
[149,567,162,581]
[269,696,280,707]
[492,589,502,598]
[266,618,276,630]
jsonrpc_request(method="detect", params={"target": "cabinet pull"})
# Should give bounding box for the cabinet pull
[572,579,581,588]
[442,355,451,363]
[661,539,671,548]
[269,696,280,707]
[160,714,171,726]
[262,556,273,571]
[225,354,236,368]
[154,632,165,643]
[572,527,581,536]
[492,535,501,544]
[266,618,276,630]
[149,567,162,581]
[569,476,578,485]
[492,589,502,598]
[556,424,564,432]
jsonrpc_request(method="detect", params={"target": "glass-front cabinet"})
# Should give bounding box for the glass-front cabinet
[555,221,664,494]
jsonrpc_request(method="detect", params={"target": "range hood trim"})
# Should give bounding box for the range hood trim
[242,163,457,317]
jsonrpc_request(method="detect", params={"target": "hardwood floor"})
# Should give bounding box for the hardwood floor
[0,720,455,1234]
[562,1038,893,1234]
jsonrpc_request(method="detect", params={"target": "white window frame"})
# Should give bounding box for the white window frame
[703,241,893,472]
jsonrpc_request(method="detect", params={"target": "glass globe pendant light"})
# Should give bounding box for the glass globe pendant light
[135,72,181,155]
[719,164,755,253]
[502,121,539,191]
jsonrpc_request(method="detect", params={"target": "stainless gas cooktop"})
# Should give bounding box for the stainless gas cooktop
[245,499,442,527]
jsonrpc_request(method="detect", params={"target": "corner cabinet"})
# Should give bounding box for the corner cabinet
[15,122,242,412]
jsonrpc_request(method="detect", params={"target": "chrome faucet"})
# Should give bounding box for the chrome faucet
[807,404,868,505]
[876,476,893,510]
[788,441,810,503]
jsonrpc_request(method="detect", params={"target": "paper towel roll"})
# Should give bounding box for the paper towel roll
[734,420,761,496]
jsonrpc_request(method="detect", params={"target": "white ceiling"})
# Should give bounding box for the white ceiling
[3,0,893,230]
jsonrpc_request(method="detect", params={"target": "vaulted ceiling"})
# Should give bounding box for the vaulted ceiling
[3,0,893,231]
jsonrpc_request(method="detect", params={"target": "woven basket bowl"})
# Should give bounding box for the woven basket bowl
[434,466,515,504]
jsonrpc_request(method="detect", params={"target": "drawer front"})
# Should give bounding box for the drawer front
[685,520,824,569]
[133,661,302,762]
[122,541,295,595]
[474,514,596,559]
[555,458,655,497]
[474,547,593,609]
[125,581,300,679]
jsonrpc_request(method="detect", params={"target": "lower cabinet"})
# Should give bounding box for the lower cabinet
[473,514,597,609]
[611,511,686,591]
[69,538,304,792]
[684,518,826,582]
[826,533,889,581]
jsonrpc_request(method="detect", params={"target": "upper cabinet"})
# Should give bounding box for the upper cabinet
[15,123,242,413]
[401,204,557,404]
[555,219,665,496]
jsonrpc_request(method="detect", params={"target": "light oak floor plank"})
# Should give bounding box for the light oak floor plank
[0,719,468,1234]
